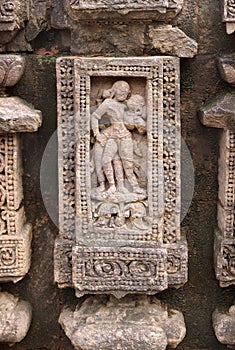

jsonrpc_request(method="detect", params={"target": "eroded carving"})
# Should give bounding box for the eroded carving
[66,0,183,20]
[55,57,187,297]
[0,0,28,45]
[59,295,186,350]
[0,291,32,345]
[213,305,235,348]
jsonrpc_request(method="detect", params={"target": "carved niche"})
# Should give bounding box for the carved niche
[55,57,187,298]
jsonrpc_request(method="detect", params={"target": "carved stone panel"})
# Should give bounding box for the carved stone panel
[55,56,187,297]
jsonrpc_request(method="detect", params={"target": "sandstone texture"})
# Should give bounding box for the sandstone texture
[0,97,42,133]
[59,295,186,350]
[213,305,235,347]
[149,25,198,58]
[0,291,32,345]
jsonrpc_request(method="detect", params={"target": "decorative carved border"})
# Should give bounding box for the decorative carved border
[73,246,168,296]
[200,100,235,286]
[0,224,31,279]
[56,57,186,295]
[57,59,76,240]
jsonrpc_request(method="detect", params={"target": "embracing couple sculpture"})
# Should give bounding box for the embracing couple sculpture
[91,80,147,198]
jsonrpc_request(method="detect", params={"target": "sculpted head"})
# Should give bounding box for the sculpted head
[110,80,130,101]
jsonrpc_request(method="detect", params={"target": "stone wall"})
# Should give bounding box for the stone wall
[0,0,234,349]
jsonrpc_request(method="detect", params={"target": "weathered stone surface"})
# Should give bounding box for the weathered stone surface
[0,291,32,345]
[149,25,198,58]
[55,56,188,297]
[6,29,33,52]
[70,22,146,55]
[25,0,48,42]
[218,54,235,85]
[0,97,42,133]
[213,305,235,347]
[0,0,29,45]
[199,92,235,130]
[59,295,186,350]
[52,0,183,24]
[51,0,71,30]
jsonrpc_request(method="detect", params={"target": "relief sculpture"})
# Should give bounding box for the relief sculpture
[55,55,190,350]
[55,56,188,297]
[91,81,148,231]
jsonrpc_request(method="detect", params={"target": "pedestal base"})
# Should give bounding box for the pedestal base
[0,292,32,345]
[213,305,235,349]
[59,295,186,350]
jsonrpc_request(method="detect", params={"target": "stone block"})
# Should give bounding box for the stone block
[218,54,235,85]
[149,24,198,58]
[51,0,183,24]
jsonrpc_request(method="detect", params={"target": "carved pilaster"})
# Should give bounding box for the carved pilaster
[199,52,235,348]
[0,55,41,283]
[0,54,41,345]
[200,93,235,290]
[55,55,189,349]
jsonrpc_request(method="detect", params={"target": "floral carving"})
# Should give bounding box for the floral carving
[0,55,25,89]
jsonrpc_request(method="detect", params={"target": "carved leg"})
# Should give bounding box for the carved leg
[122,159,145,194]
[102,139,118,194]
[113,157,129,193]
[93,142,106,192]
